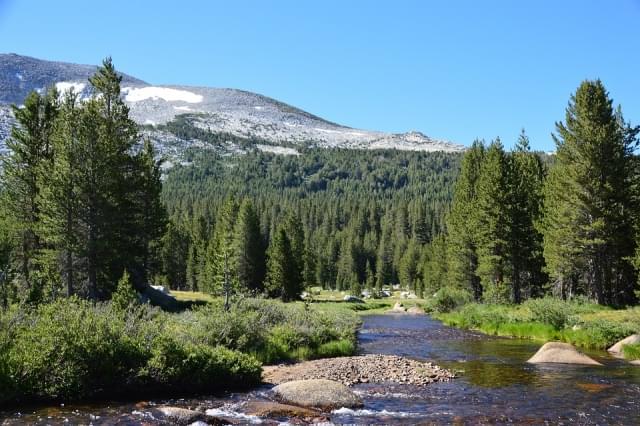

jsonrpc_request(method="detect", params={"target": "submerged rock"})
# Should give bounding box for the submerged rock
[243,401,319,418]
[272,379,364,410]
[148,406,227,425]
[527,342,603,366]
[607,334,640,357]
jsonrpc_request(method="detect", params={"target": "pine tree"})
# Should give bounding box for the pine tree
[422,235,448,294]
[365,260,375,292]
[266,226,302,301]
[399,239,420,291]
[134,140,167,284]
[2,88,58,298]
[0,208,14,309]
[204,199,238,294]
[475,140,511,303]
[542,80,639,305]
[38,90,80,297]
[507,131,546,302]
[375,213,394,291]
[233,199,266,294]
[284,213,304,288]
[447,140,485,299]
[111,269,138,311]
[160,220,190,289]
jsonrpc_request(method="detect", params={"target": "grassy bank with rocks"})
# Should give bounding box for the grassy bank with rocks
[428,290,640,357]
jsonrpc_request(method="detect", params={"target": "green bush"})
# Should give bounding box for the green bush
[6,298,147,400]
[424,287,472,313]
[140,337,261,391]
[522,297,572,329]
[567,320,638,349]
[0,297,265,405]
[522,297,603,330]
[178,298,359,363]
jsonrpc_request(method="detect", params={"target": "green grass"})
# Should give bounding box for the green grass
[171,290,218,303]
[623,343,640,360]
[435,298,640,350]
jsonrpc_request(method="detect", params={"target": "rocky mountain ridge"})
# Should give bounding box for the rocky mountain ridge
[0,54,465,160]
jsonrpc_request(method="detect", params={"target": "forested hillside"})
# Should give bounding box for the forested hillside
[160,148,462,297]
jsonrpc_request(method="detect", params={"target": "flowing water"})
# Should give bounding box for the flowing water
[2,314,640,425]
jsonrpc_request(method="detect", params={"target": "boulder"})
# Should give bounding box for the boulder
[148,406,227,425]
[631,360,640,366]
[527,342,603,366]
[151,284,171,295]
[407,306,425,315]
[343,295,364,303]
[387,302,406,313]
[244,401,319,418]
[272,379,364,410]
[139,284,181,311]
[607,334,640,357]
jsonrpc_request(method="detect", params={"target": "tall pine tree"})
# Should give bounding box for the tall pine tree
[542,80,639,305]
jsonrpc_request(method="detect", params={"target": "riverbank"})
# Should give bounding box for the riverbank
[0,296,360,407]
[433,297,640,357]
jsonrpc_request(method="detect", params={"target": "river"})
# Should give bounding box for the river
[2,314,639,424]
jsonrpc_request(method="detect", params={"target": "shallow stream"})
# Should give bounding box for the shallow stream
[2,314,639,424]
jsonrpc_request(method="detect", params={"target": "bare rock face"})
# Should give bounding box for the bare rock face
[272,379,364,410]
[607,334,640,357]
[527,342,603,366]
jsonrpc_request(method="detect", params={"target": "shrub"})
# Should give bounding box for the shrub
[140,337,261,391]
[111,270,139,312]
[178,298,359,363]
[424,287,472,313]
[523,297,572,329]
[5,298,150,400]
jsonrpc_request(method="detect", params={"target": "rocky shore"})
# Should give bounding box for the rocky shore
[263,354,455,387]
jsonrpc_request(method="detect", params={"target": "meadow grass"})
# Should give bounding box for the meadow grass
[622,343,640,360]
[435,298,640,350]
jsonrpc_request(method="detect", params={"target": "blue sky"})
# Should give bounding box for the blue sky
[0,0,638,151]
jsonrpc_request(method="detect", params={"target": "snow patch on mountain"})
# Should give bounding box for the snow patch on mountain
[123,86,203,103]
[55,81,86,94]
[256,144,300,156]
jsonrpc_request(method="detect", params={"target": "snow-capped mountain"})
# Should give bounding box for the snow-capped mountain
[0,54,465,159]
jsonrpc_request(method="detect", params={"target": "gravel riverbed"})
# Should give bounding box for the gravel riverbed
[262,354,455,387]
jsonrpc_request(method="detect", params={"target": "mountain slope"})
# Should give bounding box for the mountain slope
[0,54,465,159]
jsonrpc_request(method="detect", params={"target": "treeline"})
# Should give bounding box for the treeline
[0,59,166,305]
[158,148,461,298]
[425,80,640,307]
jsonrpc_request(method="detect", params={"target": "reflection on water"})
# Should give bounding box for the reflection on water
[341,314,640,424]
[2,313,640,424]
